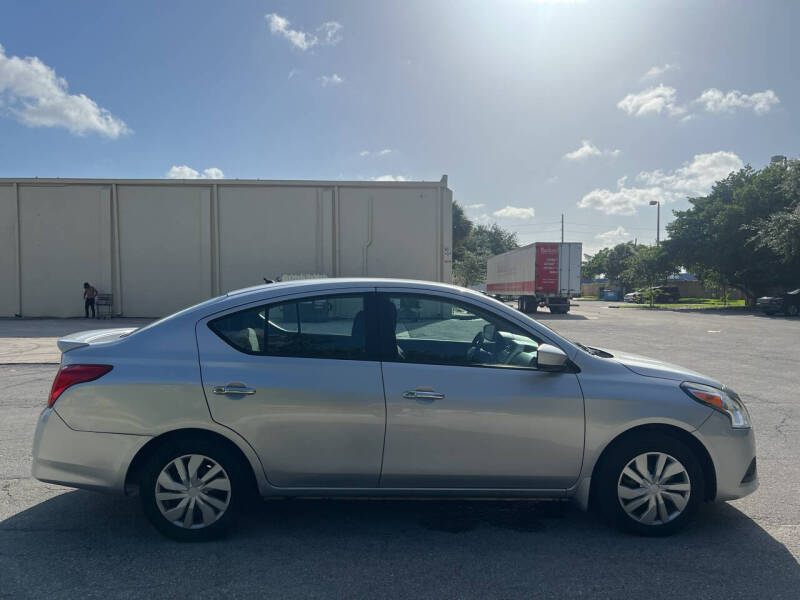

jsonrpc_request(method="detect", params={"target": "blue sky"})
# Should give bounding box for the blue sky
[0,0,797,254]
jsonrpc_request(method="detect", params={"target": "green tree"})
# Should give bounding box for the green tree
[453,248,490,287]
[582,248,610,281]
[622,245,679,306]
[451,202,519,286]
[746,158,800,267]
[748,204,800,264]
[666,158,799,302]
[451,200,473,257]
[605,242,640,292]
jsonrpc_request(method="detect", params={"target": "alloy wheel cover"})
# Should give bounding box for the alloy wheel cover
[617,452,691,526]
[154,454,232,529]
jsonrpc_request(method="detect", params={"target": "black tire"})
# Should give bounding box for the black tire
[139,436,249,542]
[518,297,537,313]
[785,304,799,317]
[595,432,704,536]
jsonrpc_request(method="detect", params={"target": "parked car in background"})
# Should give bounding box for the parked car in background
[32,279,757,541]
[625,286,680,304]
[624,290,642,303]
[757,288,800,316]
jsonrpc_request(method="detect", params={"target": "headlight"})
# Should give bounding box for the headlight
[681,382,751,428]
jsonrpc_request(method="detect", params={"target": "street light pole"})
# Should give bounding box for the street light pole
[649,200,660,245]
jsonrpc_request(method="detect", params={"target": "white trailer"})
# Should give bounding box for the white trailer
[486,242,582,314]
[0,176,453,317]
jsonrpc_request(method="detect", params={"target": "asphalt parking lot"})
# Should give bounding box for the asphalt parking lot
[1,303,798,599]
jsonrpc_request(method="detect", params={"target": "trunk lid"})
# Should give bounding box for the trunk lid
[57,327,138,353]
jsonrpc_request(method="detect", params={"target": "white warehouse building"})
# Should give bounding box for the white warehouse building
[0,177,453,318]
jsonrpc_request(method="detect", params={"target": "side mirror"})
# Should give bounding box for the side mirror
[482,323,496,342]
[537,343,569,371]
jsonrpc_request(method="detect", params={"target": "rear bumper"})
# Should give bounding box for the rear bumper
[694,412,758,502]
[31,408,150,494]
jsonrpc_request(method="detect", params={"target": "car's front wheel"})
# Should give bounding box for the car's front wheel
[596,432,704,536]
[139,437,247,541]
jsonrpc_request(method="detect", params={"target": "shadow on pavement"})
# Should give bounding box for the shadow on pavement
[1,491,798,598]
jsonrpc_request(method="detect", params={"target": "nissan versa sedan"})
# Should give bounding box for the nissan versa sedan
[32,279,757,541]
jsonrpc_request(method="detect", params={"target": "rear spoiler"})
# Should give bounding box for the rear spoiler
[57,327,139,353]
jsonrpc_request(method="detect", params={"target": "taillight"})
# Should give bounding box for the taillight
[48,364,113,408]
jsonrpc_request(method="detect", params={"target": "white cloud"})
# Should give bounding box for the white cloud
[472,213,493,226]
[371,174,407,181]
[318,21,343,45]
[265,14,343,51]
[620,84,779,120]
[578,151,743,215]
[636,150,743,194]
[360,148,393,157]
[464,203,485,210]
[595,226,631,246]
[578,183,665,216]
[617,84,686,117]
[201,167,225,179]
[694,88,779,115]
[563,140,620,160]
[166,165,225,179]
[493,206,535,220]
[319,74,343,87]
[0,43,130,138]
[641,63,678,80]
[167,165,200,179]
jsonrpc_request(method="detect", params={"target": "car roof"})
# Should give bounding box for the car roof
[225,278,469,300]
[133,277,578,355]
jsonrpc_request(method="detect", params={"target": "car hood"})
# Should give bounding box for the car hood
[592,347,723,388]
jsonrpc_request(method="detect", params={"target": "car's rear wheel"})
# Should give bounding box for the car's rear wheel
[596,432,704,536]
[139,437,247,541]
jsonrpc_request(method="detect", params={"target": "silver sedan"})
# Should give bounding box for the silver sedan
[32,279,757,541]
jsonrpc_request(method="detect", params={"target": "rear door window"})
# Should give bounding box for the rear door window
[209,293,373,360]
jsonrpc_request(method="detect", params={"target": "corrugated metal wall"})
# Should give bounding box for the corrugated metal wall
[0,178,452,317]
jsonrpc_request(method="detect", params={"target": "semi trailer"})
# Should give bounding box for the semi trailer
[486,242,582,314]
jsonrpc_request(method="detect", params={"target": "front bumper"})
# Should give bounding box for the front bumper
[31,408,150,494]
[694,411,758,501]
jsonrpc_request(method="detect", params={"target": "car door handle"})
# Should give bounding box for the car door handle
[403,390,445,400]
[212,384,256,395]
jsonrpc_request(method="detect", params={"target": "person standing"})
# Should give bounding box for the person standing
[83,282,98,319]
